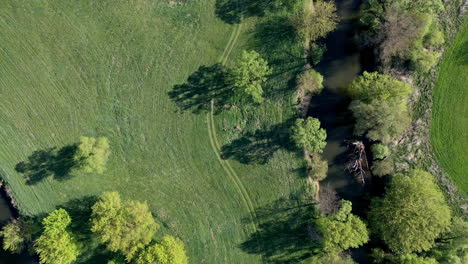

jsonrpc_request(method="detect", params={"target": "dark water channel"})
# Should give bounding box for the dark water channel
[0,190,36,264]
[308,0,375,261]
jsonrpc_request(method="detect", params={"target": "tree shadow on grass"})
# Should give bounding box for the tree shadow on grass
[240,195,320,263]
[221,118,298,164]
[215,0,299,24]
[168,64,235,114]
[15,144,78,185]
[250,16,307,99]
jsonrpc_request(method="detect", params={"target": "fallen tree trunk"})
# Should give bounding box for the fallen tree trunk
[346,141,372,185]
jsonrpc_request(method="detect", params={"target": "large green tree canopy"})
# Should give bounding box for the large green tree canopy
[91,191,159,261]
[370,170,452,254]
[347,72,411,143]
[135,235,188,264]
[316,200,369,252]
[291,117,327,153]
[35,209,80,264]
[231,50,272,104]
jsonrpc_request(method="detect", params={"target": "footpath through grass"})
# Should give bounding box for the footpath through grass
[431,20,468,196]
[0,0,307,263]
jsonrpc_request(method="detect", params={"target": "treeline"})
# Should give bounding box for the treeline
[0,191,188,264]
[287,0,467,263]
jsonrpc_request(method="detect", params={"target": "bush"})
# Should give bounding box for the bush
[424,25,445,48]
[309,43,326,65]
[297,69,324,95]
[371,144,389,159]
[307,153,328,181]
[411,49,439,72]
[371,160,394,176]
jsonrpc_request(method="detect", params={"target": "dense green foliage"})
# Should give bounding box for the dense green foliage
[371,144,389,159]
[291,0,338,42]
[316,201,369,252]
[35,209,80,264]
[370,170,452,253]
[74,136,110,174]
[431,21,468,196]
[348,72,411,143]
[231,50,272,104]
[91,192,159,260]
[0,218,33,254]
[135,235,188,264]
[430,217,468,264]
[347,72,411,103]
[291,117,327,153]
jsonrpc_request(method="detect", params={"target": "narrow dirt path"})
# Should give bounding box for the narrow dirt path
[206,21,258,232]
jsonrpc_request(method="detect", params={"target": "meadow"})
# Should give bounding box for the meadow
[0,0,308,263]
[431,20,468,196]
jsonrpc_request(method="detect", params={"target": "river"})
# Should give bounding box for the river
[309,0,375,261]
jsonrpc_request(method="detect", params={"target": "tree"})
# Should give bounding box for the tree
[291,0,338,42]
[231,50,272,104]
[370,170,452,254]
[398,254,438,264]
[430,217,468,264]
[74,136,111,173]
[291,117,327,153]
[347,72,411,143]
[135,235,188,264]
[347,72,411,103]
[371,144,389,159]
[316,200,369,252]
[297,69,324,95]
[91,191,159,261]
[0,218,34,254]
[35,209,80,264]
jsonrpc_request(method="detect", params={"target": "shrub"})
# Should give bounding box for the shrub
[371,144,389,159]
[307,153,328,181]
[371,160,394,176]
[297,69,324,95]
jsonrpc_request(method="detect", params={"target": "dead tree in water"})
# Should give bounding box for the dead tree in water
[346,141,371,185]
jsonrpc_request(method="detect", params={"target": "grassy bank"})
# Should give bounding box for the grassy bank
[431,20,468,196]
[0,0,306,262]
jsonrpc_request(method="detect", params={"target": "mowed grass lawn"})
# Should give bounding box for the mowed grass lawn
[431,20,468,196]
[0,0,306,263]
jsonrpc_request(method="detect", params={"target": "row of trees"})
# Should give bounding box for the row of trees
[343,56,466,262]
[0,192,188,264]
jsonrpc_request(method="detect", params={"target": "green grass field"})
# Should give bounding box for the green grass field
[0,0,307,263]
[431,20,468,196]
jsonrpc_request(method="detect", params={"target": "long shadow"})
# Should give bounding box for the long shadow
[250,15,307,99]
[240,195,320,263]
[215,0,298,24]
[221,118,297,164]
[168,64,235,114]
[15,144,78,185]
